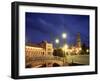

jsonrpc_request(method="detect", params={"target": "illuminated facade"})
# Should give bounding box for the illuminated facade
[62,33,82,55]
[25,41,53,58]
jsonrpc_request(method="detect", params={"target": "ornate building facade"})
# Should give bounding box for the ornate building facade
[25,41,53,58]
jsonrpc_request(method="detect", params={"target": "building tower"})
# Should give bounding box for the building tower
[76,33,81,48]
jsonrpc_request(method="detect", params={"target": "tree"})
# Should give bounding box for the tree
[53,48,65,57]
[81,43,89,54]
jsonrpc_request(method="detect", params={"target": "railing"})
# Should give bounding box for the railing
[26,56,64,62]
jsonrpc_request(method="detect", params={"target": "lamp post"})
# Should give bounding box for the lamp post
[55,38,59,48]
[62,32,67,47]
[62,33,67,65]
[62,33,67,46]
[62,33,67,39]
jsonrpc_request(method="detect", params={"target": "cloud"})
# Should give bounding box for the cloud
[38,18,59,36]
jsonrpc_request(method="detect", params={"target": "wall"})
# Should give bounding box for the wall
[0,0,99,81]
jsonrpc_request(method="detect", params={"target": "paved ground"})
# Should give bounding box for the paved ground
[66,55,89,65]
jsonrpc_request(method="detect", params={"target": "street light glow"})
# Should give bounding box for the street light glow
[62,44,68,52]
[62,33,67,39]
[55,39,59,44]
[86,49,89,53]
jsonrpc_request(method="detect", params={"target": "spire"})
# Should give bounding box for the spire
[76,32,81,47]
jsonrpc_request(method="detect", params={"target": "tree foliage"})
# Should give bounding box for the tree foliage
[53,48,65,57]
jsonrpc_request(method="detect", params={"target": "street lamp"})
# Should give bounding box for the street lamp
[55,38,59,44]
[62,33,67,39]
[55,38,59,48]
[62,32,67,45]
[62,32,67,46]
[62,33,67,64]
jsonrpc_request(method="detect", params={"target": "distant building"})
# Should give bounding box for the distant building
[25,41,53,58]
[62,33,82,55]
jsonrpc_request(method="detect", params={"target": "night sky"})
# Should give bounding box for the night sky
[25,12,89,47]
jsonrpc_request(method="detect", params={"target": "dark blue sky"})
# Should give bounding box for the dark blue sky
[25,12,89,47]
